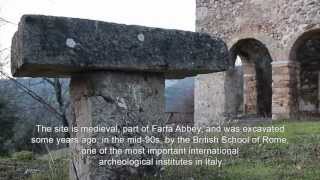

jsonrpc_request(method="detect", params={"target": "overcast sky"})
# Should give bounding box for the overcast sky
[0,0,195,50]
[0,0,195,75]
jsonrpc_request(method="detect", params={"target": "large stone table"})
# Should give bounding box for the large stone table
[11,15,229,180]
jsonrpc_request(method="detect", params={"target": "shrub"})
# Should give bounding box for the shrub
[0,98,18,156]
[12,151,33,161]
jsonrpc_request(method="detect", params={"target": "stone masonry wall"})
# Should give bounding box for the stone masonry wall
[195,0,320,121]
[195,67,243,126]
[196,0,320,57]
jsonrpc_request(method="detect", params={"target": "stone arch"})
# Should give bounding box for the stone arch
[289,28,320,61]
[287,25,320,61]
[289,28,320,116]
[226,38,273,118]
[227,33,278,62]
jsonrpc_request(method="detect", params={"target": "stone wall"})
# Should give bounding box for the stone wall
[195,67,243,126]
[196,0,320,121]
[195,72,225,126]
[196,0,320,55]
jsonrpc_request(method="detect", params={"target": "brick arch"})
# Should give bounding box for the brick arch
[271,27,320,120]
[288,28,320,62]
[227,38,273,117]
[229,38,273,64]
[288,28,320,116]
[227,33,279,62]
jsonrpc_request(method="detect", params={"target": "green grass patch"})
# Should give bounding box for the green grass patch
[27,158,69,180]
[163,120,320,180]
[0,150,69,180]
[12,151,34,161]
[1,121,319,179]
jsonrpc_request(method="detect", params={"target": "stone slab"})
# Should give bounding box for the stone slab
[11,15,229,78]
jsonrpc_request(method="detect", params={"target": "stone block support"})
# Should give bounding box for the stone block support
[69,72,164,179]
[272,61,299,120]
[194,67,243,126]
[194,72,226,126]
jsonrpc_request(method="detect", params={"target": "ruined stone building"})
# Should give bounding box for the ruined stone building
[194,0,320,125]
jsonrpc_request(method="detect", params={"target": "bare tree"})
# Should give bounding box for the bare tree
[43,78,70,129]
[0,16,70,137]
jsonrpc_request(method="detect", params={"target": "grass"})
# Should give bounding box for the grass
[0,120,319,179]
[163,120,320,180]
[0,150,69,180]
[27,158,69,180]
[27,148,69,180]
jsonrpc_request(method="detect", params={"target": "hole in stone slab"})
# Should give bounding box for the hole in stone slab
[137,33,145,42]
[66,38,77,48]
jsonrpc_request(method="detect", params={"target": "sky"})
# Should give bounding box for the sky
[0,0,196,75]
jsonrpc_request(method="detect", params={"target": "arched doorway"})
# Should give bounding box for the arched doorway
[290,29,320,116]
[227,39,273,118]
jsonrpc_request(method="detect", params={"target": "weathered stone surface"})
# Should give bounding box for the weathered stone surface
[196,0,320,120]
[69,71,165,180]
[194,67,243,126]
[196,0,320,58]
[242,63,257,115]
[11,15,229,79]
[195,72,226,126]
[272,62,299,119]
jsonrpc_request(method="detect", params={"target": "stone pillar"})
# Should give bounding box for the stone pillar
[69,71,165,180]
[194,72,226,126]
[242,63,257,115]
[272,61,299,120]
[194,67,243,126]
